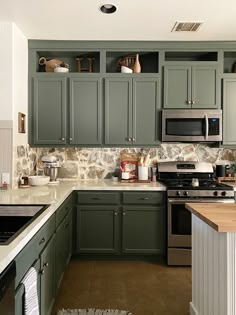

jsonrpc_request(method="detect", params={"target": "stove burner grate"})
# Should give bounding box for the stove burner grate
[0,231,15,244]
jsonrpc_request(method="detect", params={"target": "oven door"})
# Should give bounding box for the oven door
[168,197,233,248]
[168,199,192,248]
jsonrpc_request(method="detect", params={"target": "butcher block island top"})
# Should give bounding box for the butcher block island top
[186,203,236,232]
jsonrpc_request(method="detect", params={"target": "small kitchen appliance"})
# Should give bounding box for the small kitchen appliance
[41,155,60,184]
[162,109,222,142]
[158,161,234,266]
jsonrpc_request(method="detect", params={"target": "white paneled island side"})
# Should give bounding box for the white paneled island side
[186,203,236,315]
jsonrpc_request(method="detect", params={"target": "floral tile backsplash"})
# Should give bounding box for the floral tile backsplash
[13,144,236,188]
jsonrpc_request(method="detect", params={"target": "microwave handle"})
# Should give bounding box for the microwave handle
[204,114,209,140]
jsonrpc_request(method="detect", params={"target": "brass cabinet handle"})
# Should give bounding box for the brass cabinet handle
[188,100,191,105]
[114,211,118,216]
[132,138,136,142]
[192,100,195,105]
[40,268,45,274]
[44,262,49,267]
[123,212,126,216]
[128,138,132,142]
[141,197,149,200]
[92,197,100,200]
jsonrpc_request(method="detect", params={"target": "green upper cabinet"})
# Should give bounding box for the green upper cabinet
[31,76,102,146]
[105,77,160,146]
[163,65,220,109]
[223,79,236,145]
[33,76,67,145]
[69,77,102,145]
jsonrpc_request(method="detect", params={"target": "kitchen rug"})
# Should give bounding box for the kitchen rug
[57,309,132,315]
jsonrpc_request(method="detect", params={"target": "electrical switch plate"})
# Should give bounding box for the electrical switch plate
[2,173,10,184]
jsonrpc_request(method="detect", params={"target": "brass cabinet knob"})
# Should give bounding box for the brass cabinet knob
[132,138,136,142]
[192,100,195,105]
[69,137,72,141]
[61,137,65,141]
[114,211,118,216]
[128,138,132,142]
[123,212,126,216]
[188,100,191,105]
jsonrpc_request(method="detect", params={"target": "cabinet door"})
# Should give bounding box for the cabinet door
[40,235,55,315]
[133,78,161,145]
[163,65,191,108]
[15,259,40,315]
[76,206,119,253]
[69,77,102,145]
[65,208,73,265]
[33,77,67,145]
[223,79,236,145]
[55,218,66,292]
[122,206,163,254]
[191,65,219,109]
[105,77,132,145]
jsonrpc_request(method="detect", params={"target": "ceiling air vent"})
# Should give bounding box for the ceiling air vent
[172,22,203,32]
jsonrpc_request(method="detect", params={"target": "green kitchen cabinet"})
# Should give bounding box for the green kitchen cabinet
[33,76,67,145]
[69,77,102,145]
[163,65,220,109]
[76,205,119,253]
[31,76,102,146]
[105,77,161,146]
[122,206,163,254]
[75,191,165,256]
[40,234,55,315]
[223,79,236,145]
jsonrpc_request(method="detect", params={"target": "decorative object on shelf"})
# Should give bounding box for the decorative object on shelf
[54,66,69,73]
[120,152,139,179]
[38,57,69,72]
[117,55,136,72]
[18,112,26,133]
[133,54,141,73]
[76,56,94,72]
[121,65,133,73]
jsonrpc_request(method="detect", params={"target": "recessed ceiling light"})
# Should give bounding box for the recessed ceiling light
[100,4,117,14]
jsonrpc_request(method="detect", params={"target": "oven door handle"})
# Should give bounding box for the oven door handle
[168,198,235,203]
[204,113,209,140]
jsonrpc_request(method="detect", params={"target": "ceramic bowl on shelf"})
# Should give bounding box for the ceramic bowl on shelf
[54,67,69,73]
[121,66,133,73]
[28,176,50,186]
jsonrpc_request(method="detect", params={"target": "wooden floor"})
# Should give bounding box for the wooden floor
[52,259,191,315]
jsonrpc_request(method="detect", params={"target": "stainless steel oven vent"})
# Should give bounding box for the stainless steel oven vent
[172,22,203,32]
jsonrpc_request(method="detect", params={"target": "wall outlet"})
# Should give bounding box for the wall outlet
[2,173,10,184]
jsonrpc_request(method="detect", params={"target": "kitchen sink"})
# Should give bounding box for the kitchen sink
[0,204,49,245]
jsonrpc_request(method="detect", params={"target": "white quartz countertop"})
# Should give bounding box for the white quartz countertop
[0,179,166,273]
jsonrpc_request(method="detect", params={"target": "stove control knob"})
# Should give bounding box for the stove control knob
[213,191,218,196]
[176,191,181,196]
[184,191,188,196]
[221,191,226,196]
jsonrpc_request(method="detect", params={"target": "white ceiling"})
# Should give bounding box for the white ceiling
[1,0,236,41]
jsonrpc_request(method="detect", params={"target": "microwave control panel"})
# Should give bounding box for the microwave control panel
[208,118,219,135]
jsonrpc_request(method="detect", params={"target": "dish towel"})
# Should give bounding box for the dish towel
[21,266,40,315]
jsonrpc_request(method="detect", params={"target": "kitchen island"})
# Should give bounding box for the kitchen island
[186,203,236,315]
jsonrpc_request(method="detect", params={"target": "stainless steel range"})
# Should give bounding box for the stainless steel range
[158,161,235,266]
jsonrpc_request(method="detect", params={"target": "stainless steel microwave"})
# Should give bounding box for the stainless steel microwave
[162,109,222,142]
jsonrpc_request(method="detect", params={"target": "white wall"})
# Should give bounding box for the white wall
[0,22,13,120]
[12,23,28,146]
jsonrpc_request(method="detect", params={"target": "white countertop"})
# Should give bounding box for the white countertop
[0,179,166,273]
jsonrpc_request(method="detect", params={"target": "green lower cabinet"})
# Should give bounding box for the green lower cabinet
[76,205,119,253]
[223,79,236,145]
[55,217,67,292]
[122,206,163,254]
[15,259,41,315]
[40,234,55,315]
[65,208,73,264]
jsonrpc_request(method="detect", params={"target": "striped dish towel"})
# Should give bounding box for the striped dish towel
[21,267,40,315]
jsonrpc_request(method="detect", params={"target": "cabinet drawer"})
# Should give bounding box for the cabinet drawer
[77,192,120,204]
[15,214,55,287]
[35,214,56,254]
[56,195,73,228]
[123,192,164,205]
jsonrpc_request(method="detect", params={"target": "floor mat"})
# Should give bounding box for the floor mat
[57,309,132,315]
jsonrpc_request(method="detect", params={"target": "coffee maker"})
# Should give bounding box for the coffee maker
[41,155,60,184]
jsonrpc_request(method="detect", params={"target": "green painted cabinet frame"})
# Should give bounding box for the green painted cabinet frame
[223,78,236,145]
[105,77,161,145]
[163,65,220,109]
